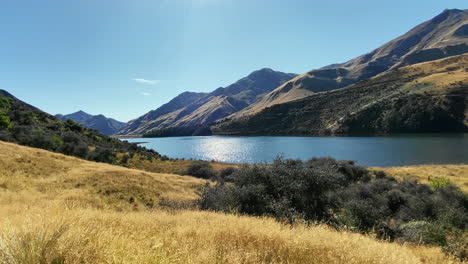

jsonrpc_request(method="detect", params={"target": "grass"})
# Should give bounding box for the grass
[0,140,204,210]
[0,140,464,263]
[126,155,238,175]
[1,206,460,264]
[373,165,468,193]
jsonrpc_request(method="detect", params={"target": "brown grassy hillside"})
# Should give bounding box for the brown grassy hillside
[0,141,204,210]
[374,165,468,193]
[228,9,468,119]
[0,141,463,263]
[214,54,468,136]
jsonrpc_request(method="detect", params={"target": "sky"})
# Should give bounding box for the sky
[0,0,465,122]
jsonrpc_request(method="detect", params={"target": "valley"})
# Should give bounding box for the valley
[0,5,467,264]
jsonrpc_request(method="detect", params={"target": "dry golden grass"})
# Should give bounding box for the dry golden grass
[1,205,461,264]
[400,54,468,95]
[127,155,238,175]
[0,140,205,210]
[0,141,463,263]
[373,165,468,193]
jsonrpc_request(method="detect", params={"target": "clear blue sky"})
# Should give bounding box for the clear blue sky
[0,0,465,121]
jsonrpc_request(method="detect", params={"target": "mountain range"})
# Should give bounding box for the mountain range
[2,9,467,138]
[56,111,125,135]
[213,54,468,135]
[117,68,297,136]
[226,8,468,120]
[115,8,468,137]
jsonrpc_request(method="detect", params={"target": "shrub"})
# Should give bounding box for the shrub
[0,111,12,129]
[0,96,11,109]
[429,177,452,191]
[197,183,238,212]
[197,157,468,257]
[217,167,237,182]
[198,157,372,221]
[184,161,216,179]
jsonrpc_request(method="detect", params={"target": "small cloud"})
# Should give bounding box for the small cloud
[132,78,160,85]
[140,92,151,96]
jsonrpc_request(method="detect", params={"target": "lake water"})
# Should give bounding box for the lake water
[122,134,468,167]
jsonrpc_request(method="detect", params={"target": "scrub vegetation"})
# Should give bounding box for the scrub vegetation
[0,141,466,263]
[0,90,166,167]
[198,158,467,260]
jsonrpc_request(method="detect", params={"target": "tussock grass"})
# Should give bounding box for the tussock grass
[373,165,468,193]
[1,206,461,264]
[0,141,463,263]
[127,155,237,175]
[0,140,204,210]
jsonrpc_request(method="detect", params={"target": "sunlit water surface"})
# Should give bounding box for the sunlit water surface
[122,134,468,167]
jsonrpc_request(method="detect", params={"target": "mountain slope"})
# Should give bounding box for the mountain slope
[229,9,468,119]
[117,68,296,136]
[56,110,125,135]
[213,54,468,135]
[0,89,163,164]
[55,110,93,123]
[117,91,208,135]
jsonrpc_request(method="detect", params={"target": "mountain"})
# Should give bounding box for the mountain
[117,91,208,135]
[56,110,125,135]
[213,54,468,135]
[55,110,93,123]
[117,68,297,136]
[0,89,163,164]
[228,9,468,119]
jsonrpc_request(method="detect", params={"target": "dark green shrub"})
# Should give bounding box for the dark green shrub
[197,183,238,212]
[198,157,372,221]
[184,161,216,179]
[197,157,468,257]
[217,167,237,182]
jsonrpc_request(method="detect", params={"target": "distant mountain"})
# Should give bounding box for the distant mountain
[213,54,468,135]
[0,89,162,164]
[56,111,125,135]
[229,9,468,119]
[117,92,208,135]
[117,68,297,136]
[55,110,92,124]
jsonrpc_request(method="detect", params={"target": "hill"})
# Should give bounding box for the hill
[117,68,296,136]
[213,54,468,135]
[374,164,468,193]
[56,110,126,135]
[0,89,163,165]
[229,9,468,119]
[117,91,208,135]
[0,141,460,263]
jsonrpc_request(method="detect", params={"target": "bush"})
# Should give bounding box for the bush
[217,167,237,182]
[198,157,372,221]
[197,157,468,257]
[184,161,216,179]
[0,111,12,129]
[429,177,452,191]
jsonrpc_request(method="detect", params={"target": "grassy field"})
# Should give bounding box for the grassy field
[0,140,204,211]
[126,154,238,175]
[1,206,457,264]
[374,165,468,193]
[0,141,464,263]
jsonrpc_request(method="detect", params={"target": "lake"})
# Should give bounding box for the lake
[122,134,468,167]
